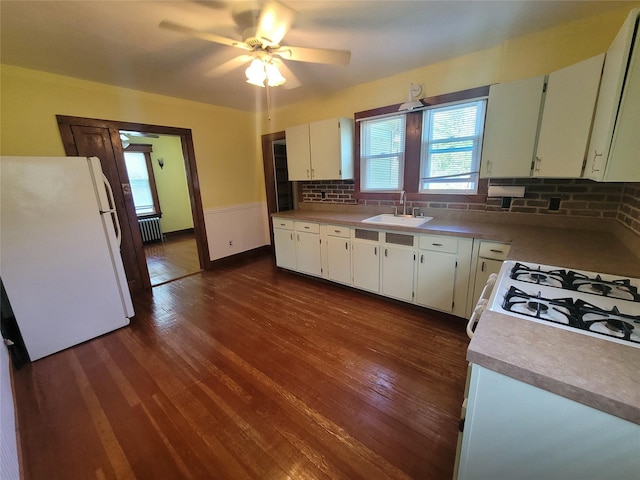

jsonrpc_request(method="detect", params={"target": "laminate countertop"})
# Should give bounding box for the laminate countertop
[272,209,640,423]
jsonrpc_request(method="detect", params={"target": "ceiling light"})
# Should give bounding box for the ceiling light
[398,82,423,111]
[245,58,286,87]
[265,62,286,87]
[245,59,267,87]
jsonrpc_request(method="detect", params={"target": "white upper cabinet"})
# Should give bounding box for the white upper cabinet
[584,9,640,182]
[285,117,354,181]
[285,123,312,180]
[481,54,605,179]
[534,53,605,178]
[481,75,546,178]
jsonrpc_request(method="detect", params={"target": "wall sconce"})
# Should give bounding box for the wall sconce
[157,157,165,169]
[398,82,424,111]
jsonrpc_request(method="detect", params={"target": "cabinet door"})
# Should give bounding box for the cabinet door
[416,250,457,312]
[534,54,604,178]
[584,10,638,181]
[352,241,380,293]
[480,75,545,178]
[327,237,351,285]
[381,245,415,302]
[606,27,640,182]
[285,123,311,180]
[295,231,321,276]
[309,117,354,180]
[472,258,503,307]
[273,228,296,270]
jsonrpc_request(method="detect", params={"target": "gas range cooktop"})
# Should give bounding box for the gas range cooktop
[489,261,640,348]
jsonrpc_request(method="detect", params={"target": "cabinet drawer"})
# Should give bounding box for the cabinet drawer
[419,235,458,253]
[326,224,350,238]
[273,218,294,230]
[294,221,320,234]
[478,241,510,260]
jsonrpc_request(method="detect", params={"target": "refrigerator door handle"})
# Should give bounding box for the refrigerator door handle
[100,173,122,247]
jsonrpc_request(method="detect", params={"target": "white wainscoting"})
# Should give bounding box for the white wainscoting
[204,202,271,261]
[1,345,19,480]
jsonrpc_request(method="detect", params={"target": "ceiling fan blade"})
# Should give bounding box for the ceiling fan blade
[256,1,295,47]
[159,20,252,51]
[276,61,301,90]
[207,55,253,78]
[273,45,351,65]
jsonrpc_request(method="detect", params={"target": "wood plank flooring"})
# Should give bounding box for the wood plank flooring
[12,255,470,480]
[144,232,201,286]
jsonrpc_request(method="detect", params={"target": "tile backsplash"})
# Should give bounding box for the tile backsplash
[299,179,640,236]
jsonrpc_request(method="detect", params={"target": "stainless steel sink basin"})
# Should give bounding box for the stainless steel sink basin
[361,214,433,227]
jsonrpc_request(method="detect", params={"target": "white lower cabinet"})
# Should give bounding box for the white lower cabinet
[326,236,351,284]
[273,218,479,318]
[381,238,415,302]
[417,250,457,313]
[352,231,381,293]
[457,365,640,479]
[273,220,296,270]
[295,230,322,276]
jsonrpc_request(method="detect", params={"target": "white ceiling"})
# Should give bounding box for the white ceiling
[1,1,635,112]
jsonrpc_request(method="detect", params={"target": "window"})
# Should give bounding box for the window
[420,99,486,194]
[360,115,406,191]
[355,85,490,200]
[123,144,162,217]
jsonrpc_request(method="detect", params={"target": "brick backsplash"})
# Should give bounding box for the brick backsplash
[300,179,640,235]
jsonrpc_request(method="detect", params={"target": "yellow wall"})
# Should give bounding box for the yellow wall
[262,4,638,133]
[0,65,264,209]
[1,3,638,212]
[127,135,194,233]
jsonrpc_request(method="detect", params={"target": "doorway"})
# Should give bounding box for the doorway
[261,131,295,245]
[57,115,209,291]
[121,132,201,286]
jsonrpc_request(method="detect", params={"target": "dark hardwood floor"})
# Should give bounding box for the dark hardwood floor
[144,232,201,286]
[12,255,470,480]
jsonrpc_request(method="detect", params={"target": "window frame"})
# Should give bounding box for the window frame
[123,144,162,218]
[419,98,487,194]
[354,86,490,204]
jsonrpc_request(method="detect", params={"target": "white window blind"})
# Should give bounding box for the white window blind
[420,99,486,194]
[124,151,156,215]
[360,115,406,191]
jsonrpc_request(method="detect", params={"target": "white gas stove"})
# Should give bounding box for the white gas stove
[488,260,640,348]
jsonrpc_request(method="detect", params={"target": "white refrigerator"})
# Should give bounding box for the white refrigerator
[0,156,134,361]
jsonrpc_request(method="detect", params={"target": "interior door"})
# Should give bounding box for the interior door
[58,123,150,291]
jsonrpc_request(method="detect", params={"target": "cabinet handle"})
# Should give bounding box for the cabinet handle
[591,150,603,173]
[420,254,424,263]
[481,261,486,272]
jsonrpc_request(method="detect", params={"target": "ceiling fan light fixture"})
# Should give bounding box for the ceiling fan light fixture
[245,59,267,87]
[265,62,286,87]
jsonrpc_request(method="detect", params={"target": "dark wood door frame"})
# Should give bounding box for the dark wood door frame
[261,131,285,247]
[57,115,210,291]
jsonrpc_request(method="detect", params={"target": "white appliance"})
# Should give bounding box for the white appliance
[488,260,640,348]
[0,156,134,361]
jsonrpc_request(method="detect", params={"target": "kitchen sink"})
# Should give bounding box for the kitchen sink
[361,214,433,227]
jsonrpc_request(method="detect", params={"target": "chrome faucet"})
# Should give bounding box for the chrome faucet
[399,190,407,216]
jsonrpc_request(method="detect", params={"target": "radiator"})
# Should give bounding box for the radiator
[138,217,164,243]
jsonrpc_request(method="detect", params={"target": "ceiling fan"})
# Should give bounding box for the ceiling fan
[159,1,351,88]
